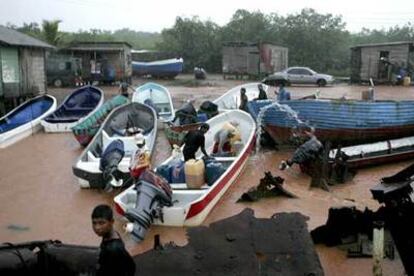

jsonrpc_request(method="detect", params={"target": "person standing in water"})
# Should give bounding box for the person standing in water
[91,204,135,276]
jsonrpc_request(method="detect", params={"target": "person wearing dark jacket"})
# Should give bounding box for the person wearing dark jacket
[92,204,135,276]
[183,123,210,161]
[257,84,268,100]
[239,88,249,112]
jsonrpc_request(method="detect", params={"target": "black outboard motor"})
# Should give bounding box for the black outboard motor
[99,139,125,190]
[124,170,172,242]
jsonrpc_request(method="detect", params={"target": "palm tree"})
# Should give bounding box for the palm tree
[42,20,62,46]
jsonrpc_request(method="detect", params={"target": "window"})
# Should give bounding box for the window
[65,62,72,70]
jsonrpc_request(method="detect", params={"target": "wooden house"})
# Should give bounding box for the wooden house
[222,42,288,79]
[350,41,414,83]
[55,41,132,86]
[0,25,54,115]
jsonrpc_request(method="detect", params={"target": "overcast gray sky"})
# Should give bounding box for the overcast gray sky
[1,0,413,33]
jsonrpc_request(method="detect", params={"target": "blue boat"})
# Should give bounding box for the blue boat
[248,99,414,146]
[132,58,183,78]
[132,82,175,123]
[41,85,104,132]
[0,95,57,148]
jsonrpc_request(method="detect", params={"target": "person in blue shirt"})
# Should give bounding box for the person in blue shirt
[276,83,291,101]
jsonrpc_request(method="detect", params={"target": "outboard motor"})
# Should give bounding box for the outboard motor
[100,139,125,190]
[124,170,173,242]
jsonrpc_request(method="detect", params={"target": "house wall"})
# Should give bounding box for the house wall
[223,44,288,76]
[20,47,46,95]
[357,44,410,81]
[260,44,288,74]
[222,46,257,74]
[64,45,132,83]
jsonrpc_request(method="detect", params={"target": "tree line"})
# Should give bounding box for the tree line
[8,8,414,76]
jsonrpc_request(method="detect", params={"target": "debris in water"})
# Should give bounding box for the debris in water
[237,171,297,202]
[133,208,324,275]
[7,224,30,231]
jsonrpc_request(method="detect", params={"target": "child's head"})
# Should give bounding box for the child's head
[91,204,114,237]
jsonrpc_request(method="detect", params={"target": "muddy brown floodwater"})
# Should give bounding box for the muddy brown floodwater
[1,75,413,275]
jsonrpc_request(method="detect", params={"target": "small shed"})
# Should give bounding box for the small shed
[0,25,54,114]
[350,41,414,83]
[57,41,132,85]
[222,42,288,79]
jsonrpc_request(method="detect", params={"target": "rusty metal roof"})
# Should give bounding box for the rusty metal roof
[0,25,54,49]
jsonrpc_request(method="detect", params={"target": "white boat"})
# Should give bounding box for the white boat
[132,82,175,123]
[0,95,57,148]
[114,109,256,226]
[213,82,269,110]
[72,102,157,189]
[41,85,104,132]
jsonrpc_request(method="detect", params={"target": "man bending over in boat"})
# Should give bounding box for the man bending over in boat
[183,123,210,161]
[92,204,135,276]
[212,121,241,156]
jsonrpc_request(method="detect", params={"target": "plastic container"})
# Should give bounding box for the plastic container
[156,164,172,183]
[205,161,226,186]
[403,76,411,86]
[197,113,208,122]
[170,159,186,183]
[185,159,205,188]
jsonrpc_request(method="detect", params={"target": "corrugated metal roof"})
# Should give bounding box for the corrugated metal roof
[351,41,414,49]
[0,25,54,49]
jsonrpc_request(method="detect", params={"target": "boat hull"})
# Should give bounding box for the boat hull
[132,82,175,123]
[72,102,157,189]
[213,82,269,110]
[132,58,183,78]
[71,95,129,146]
[41,86,104,133]
[114,110,256,226]
[0,95,57,148]
[248,99,414,146]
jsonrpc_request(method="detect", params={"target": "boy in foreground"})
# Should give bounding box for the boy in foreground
[92,204,136,276]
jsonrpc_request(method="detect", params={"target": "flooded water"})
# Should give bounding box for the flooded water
[0,76,412,275]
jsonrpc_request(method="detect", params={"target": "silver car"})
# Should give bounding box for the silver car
[263,67,334,86]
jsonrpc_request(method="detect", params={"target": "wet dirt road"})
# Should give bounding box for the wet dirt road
[1,76,413,275]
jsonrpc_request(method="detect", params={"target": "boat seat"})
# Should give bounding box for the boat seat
[170,183,210,190]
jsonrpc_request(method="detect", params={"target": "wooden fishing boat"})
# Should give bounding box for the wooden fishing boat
[328,135,414,169]
[114,109,256,227]
[213,82,269,110]
[72,102,157,189]
[132,58,183,78]
[0,95,56,148]
[132,82,175,123]
[248,99,414,146]
[41,85,104,132]
[71,95,129,147]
